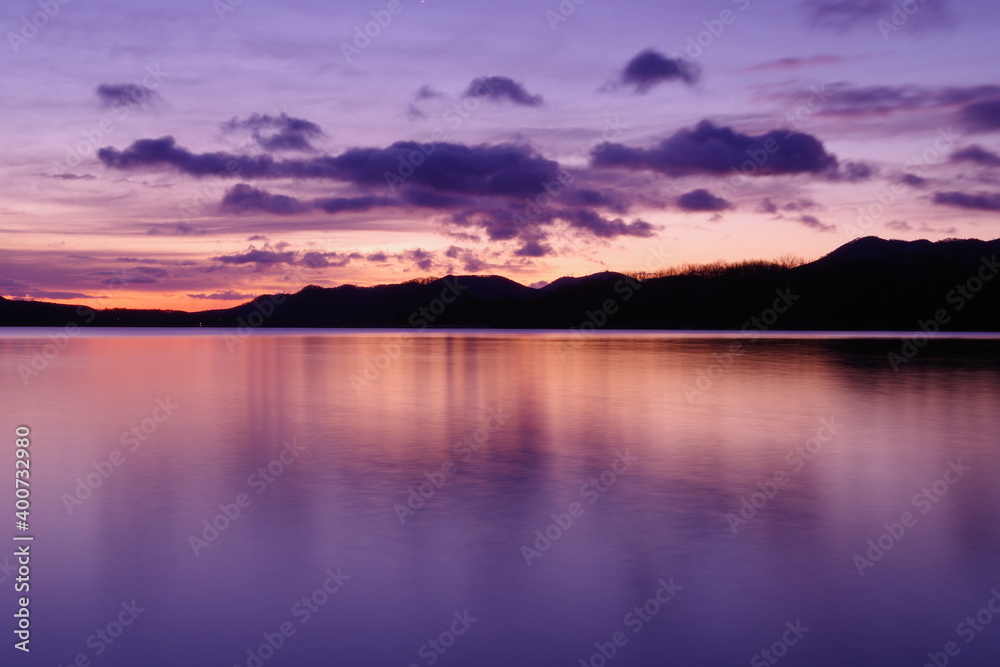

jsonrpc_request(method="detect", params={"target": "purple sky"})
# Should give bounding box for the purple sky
[1,0,998,308]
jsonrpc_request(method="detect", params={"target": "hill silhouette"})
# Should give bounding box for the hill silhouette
[2,237,999,331]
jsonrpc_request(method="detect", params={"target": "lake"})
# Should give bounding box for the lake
[2,330,1000,666]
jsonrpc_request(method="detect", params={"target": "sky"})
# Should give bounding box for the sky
[1,0,999,310]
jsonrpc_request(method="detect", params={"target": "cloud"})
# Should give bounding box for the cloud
[187,290,256,300]
[617,50,698,92]
[462,76,543,107]
[757,198,779,214]
[951,145,1000,166]
[885,220,912,231]
[796,214,836,232]
[900,173,929,187]
[314,195,398,214]
[96,83,160,109]
[221,184,311,215]
[514,240,553,257]
[447,206,653,247]
[147,222,204,235]
[741,55,854,72]
[95,265,170,285]
[0,278,106,300]
[51,173,95,180]
[800,0,954,32]
[771,83,1000,119]
[100,138,562,197]
[959,100,1000,133]
[933,190,1000,211]
[221,113,324,152]
[676,189,732,212]
[592,120,837,176]
[212,247,299,266]
[835,161,875,182]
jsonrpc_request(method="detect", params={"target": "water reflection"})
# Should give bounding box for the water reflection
[2,331,999,666]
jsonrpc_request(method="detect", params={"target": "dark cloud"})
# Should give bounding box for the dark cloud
[796,214,836,232]
[757,198,779,214]
[448,206,653,246]
[592,120,837,176]
[52,173,95,180]
[96,84,159,109]
[836,161,875,182]
[212,248,299,266]
[676,189,732,212]
[618,50,698,92]
[800,0,954,32]
[773,83,1000,118]
[314,195,398,214]
[187,290,256,300]
[742,55,852,72]
[221,184,311,215]
[0,278,106,300]
[147,222,204,235]
[416,85,445,101]
[933,190,1000,211]
[221,113,324,152]
[514,241,553,257]
[959,100,1000,132]
[561,210,655,238]
[462,76,543,107]
[900,173,928,187]
[951,145,1000,166]
[99,138,563,200]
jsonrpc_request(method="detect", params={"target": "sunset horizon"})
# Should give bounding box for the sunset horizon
[3,0,999,311]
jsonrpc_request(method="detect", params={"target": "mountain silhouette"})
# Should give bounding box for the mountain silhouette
[2,237,998,330]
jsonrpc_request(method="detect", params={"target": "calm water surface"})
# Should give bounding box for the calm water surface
[1,330,999,666]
